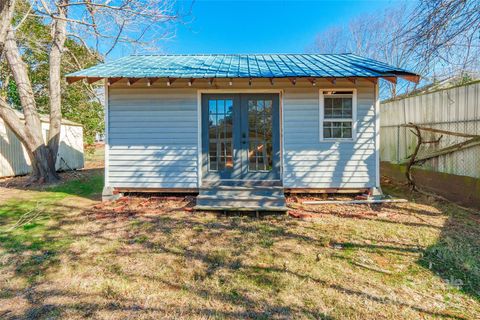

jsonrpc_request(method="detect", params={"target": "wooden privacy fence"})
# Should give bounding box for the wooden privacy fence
[380,81,480,180]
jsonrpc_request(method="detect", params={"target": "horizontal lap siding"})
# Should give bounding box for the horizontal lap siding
[108,88,198,188]
[107,84,376,189]
[283,84,376,188]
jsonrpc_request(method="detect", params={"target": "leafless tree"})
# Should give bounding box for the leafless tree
[311,1,480,98]
[310,6,417,97]
[401,0,480,79]
[0,0,180,183]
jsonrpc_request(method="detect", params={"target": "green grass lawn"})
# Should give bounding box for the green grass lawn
[0,172,479,319]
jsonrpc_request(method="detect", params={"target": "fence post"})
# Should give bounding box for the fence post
[397,125,400,163]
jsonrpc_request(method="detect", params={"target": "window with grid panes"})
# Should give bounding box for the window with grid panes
[321,90,355,140]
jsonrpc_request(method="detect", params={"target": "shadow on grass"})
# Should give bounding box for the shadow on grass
[0,168,104,201]
[1,172,479,319]
[0,202,472,319]
[418,210,480,298]
[122,212,468,319]
[383,181,480,301]
[0,198,335,319]
[0,170,103,287]
[0,200,77,285]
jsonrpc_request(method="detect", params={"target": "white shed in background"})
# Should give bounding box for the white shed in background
[0,111,84,178]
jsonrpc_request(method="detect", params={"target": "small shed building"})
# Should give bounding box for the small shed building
[0,111,84,177]
[67,54,418,210]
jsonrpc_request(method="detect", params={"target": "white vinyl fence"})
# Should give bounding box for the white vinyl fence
[380,81,480,179]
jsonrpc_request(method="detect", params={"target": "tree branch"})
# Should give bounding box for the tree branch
[47,0,69,163]
[0,97,27,144]
[4,26,44,150]
[13,0,33,30]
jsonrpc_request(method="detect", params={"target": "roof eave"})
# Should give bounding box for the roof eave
[65,74,420,85]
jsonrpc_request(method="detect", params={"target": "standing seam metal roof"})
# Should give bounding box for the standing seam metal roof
[67,53,418,79]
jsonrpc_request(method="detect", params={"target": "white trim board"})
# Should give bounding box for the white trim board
[374,83,381,189]
[279,90,285,184]
[104,79,110,186]
[196,90,202,188]
[197,89,284,94]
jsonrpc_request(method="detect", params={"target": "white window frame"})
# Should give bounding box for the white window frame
[319,88,357,142]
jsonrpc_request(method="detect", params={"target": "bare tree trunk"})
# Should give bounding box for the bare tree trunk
[1,0,59,183]
[0,0,15,51]
[0,100,59,183]
[1,0,179,184]
[29,145,60,183]
[406,125,422,190]
[4,27,59,183]
[47,0,68,165]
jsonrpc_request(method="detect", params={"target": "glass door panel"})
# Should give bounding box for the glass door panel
[208,99,234,171]
[202,93,279,182]
[247,99,273,171]
[240,94,280,180]
[202,95,240,180]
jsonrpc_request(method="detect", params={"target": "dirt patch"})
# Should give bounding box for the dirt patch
[382,161,480,209]
[88,195,196,221]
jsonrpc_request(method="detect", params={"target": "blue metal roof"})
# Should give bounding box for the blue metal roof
[66,54,418,80]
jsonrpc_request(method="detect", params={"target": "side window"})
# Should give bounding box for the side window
[320,89,356,141]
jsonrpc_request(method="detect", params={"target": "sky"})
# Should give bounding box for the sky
[160,0,404,55]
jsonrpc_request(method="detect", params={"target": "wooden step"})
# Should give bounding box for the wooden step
[200,185,284,190]
[194,205,289,212]
[195,185,286,211]
[198,194,282,201]
[202,180,282,187]
[199,186,284,197]
[196,199,286,208]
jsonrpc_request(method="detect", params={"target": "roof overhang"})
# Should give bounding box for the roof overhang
[66,54,421,85]
[66,74,420,86]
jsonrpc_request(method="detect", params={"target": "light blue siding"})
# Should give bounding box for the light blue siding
[283,83,377,188]
[107,80,377,190]
[107,87,198,188]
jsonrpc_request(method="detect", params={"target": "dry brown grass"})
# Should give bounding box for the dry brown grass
[0,174,479,319]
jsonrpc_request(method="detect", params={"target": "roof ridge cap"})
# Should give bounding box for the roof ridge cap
[125,53,353,57]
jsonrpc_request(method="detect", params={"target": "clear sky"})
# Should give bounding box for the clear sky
[160,0,403,54]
